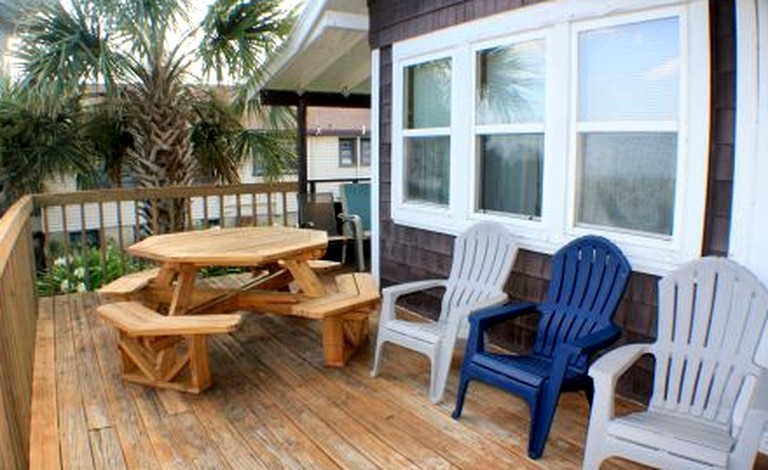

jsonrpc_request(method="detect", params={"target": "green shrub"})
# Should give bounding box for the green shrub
[37,243,149,296]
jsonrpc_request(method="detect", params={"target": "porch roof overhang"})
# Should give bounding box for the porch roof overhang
[259,0,371,104]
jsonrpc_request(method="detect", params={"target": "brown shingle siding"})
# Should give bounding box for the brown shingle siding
[703,0,736,257]
[372,0,736,403]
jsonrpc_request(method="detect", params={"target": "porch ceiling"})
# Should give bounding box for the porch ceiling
[261,0,370,96]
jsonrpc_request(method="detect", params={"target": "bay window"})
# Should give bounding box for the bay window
[391,0,710,274]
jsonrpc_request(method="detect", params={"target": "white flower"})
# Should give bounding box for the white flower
[73,267,86,278]
[54,257,67,267]
[76,283,87,293]
[60,279,70,291]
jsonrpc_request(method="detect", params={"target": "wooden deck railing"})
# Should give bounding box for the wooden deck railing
[0,196,37,469]
[32,182,299,294]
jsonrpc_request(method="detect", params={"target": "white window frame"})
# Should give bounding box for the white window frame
[469,31,549,235]
[390,0,710,275]
[392,50,462,232]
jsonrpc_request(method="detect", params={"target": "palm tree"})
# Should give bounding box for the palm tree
[11,0,296,230]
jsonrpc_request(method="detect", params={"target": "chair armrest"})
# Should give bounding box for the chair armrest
[588,343,652,384]
[556,324,622,359]
[468,301,538,331]
[339,213,363,236]
[463,302,538,356]
[452,293,509,338]
[382,279,447,298]
[380,279,447,322]
[586,343,654,427]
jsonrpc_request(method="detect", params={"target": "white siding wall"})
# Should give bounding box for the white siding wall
[308,136,372,180]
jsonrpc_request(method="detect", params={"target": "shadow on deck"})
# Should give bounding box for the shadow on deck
[30,285,768,469]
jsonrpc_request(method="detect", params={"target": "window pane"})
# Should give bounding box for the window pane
[579,17,679,121]
[405,58,451,129]
[360,138,371,166]
[405,136,450,205]
[339,138,356,167]
[477,40,545,125]
[479,134,543,217]
[577,132,677,235]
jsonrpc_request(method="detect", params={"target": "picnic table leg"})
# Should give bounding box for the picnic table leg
[321,310,371,367]
[322,317,346,367]
[282,259,326,297]
[168,265,197,315]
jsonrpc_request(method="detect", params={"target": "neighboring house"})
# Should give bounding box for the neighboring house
[262,0,768,434]
[306,106,371,191]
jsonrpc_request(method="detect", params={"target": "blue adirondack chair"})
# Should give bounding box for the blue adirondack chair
[452,235,632,459]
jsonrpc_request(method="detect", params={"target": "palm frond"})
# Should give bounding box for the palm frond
[16,0,124,98]
[199,0,295,83]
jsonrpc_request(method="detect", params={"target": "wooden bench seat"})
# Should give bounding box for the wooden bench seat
[294,273,380,367]
[278,259,342,274]
[97,301,242,393]
[97,268,159,301]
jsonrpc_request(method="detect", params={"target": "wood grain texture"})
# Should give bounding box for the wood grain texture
[0,197,37,470]
[30,287,768,469]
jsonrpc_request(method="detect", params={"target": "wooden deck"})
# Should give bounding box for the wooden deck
[31,286,768,469]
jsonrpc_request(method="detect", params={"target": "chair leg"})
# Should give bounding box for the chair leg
[452,374,470,419]
[370,337,385,377]
[354,235,365,271]
[528,396,559,459]
[584,380,595,407]
[429,347,453,404]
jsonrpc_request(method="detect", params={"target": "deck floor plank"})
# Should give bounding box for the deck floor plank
[85,293,163,469]
[33,289,768,470]
[215,332,417,470]
[54,294,96,470]
[88,427,128,470]
[248,315,534,470]
[29,296,61,470]
[69,293,113,430]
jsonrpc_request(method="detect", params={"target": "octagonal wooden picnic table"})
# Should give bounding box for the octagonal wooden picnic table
[119,226,379,367]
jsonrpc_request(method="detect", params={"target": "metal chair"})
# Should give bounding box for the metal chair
[452,235,632,459]
[338,182,371,271]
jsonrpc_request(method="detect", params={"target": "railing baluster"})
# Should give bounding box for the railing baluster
[61,205,72,291]
[187,197,193,230]
[236,194,242,227]
[134,200,141,243]
[151,199,159,234]
[79,203,89,290]
[98,201,107,282]
[219,194,225,228]
[267,192,273,225]
[251,194,257,226]
[281,192,288,226]
[203,195,209,227]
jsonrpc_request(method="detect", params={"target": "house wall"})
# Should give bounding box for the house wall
[308,136,371,183]
[370,0,735,402]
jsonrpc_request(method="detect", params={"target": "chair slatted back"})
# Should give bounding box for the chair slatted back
[438,222,518,330]
[339,183,372,232]
[650,258,768,427]
[533,236,631,369]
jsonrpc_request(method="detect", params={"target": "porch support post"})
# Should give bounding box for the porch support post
[297,95,308,225]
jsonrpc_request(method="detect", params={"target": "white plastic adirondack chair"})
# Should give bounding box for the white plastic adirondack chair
[370,221,519,404]
[584,258,768,470]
